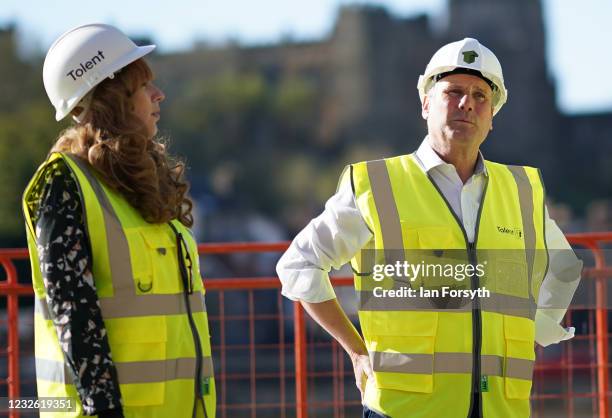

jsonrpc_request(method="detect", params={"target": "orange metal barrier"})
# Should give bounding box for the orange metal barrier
[0,234,611,418]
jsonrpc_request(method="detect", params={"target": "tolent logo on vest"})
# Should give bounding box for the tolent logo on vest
[66,51,105,81]
[497,226,522,238]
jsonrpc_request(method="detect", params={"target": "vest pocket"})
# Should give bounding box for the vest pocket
[140,229,179,294]
[121,381,166,407]
[416,226,457,249]
[106,317,168,406]
[366,312,438,393]
[503,315,535,399]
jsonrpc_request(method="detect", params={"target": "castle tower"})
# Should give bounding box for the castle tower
[446,0,561,179]
[327,6,437,151]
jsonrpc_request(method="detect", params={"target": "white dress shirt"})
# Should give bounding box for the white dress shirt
[276,138,581,346]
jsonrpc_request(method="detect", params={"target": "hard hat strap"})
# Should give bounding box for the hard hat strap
[72,88,96,123]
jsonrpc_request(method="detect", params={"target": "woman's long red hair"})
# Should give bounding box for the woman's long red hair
[50,59,193,226]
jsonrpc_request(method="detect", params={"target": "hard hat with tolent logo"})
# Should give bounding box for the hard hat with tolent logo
[417,38,508,115]
[43,23,155,122]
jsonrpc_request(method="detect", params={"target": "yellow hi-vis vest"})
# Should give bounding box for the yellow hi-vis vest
[350,154,548,418]
[23,153,216,418]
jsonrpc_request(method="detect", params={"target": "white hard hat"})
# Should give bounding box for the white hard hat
[417,38,508,115]
[43,23,156,121]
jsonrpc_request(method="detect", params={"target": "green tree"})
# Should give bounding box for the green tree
[0,101,60,244]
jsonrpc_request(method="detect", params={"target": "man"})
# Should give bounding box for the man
[276,38,581,418]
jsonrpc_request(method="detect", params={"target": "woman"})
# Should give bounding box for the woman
[22,24,215,418]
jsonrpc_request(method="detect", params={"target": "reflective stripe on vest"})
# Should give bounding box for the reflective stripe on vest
[370,352,534,381]
[357,289,537,319]
[35,293,207,320]
[36,356,214,384]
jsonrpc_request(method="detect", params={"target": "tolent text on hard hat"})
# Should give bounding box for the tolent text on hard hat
[66,51,106,81]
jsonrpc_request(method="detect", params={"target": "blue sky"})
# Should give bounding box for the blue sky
[2,0,611,114]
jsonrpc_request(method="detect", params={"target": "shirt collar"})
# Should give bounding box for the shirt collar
[415,137,488,177]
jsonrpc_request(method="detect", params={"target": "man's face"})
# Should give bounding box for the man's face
[422,73,494,148]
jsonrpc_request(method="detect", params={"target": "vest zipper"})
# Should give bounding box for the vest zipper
[468,241,482,418]
[169,223,207,418]
[419,159,489,418]
[184,286,206,418]
[469,178,488,418]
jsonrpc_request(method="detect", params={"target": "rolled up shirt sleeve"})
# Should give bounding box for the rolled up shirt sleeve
[276,167,373,303]
[535,206,583,346]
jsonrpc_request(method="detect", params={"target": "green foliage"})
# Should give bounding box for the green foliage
[0,101,60,243]
[162,71,323,217]
[273,77,318,133]
[167,72,270,172]
[0,39,330,245]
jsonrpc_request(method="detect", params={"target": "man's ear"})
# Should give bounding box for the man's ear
[422,94,430,120]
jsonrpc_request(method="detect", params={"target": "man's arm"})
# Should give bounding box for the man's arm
[300,299,374,396]
[535,206,583,347]
[276,168,374,396]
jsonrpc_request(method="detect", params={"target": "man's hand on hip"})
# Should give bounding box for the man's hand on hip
[299,298,372,399]
[350,351,375,400]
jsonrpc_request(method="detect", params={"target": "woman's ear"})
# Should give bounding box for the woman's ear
[71,106,84,117]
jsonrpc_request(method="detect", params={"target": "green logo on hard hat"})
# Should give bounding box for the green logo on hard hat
[462,50,479,64]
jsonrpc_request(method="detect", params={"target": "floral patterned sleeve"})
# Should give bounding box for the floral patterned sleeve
[32,159,123,416]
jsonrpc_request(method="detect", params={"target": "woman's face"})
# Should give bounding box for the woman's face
[131,80,165,138]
